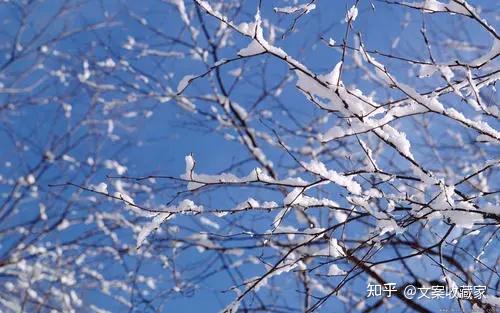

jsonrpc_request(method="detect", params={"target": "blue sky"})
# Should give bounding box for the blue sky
[0,0,498,312]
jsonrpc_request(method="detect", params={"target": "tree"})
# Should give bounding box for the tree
[0,0,498,312]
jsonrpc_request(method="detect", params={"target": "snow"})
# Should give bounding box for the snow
[39,203,47,220]
[433,183,456,210]
[421,183,489,228]
[237,39,266,57]
[397,82,445,112]
[231,102,248,119]
[26,174,36,185]
[180,155,309,192]
[380,125,414,159]
[403,0,471,15]
[439,66,454,80]
[253,260,298,292]
[333,210,348,223]
[57,219,71,231]
[195,0,228,25]
[135,215,161,245]
[445,107,500,141]
[483,295,500,307]
[107,119,114,134]
[170,0,190,26]
[322,61,342,86]
[327,238,345,258]
[322,126,345,141]
[442,210,484,229]
[77,60,91,82]
[183,154,195,175]
[175,95,197,112]
[284,187,304,206]
[219,291,242,313]
[228,68,242,77]
[274,3,316,14]
[294,195,340,208]
[227,198,277,213]
[199,216,220,229]
[97,58,116,68]
[295,70,336,107]
[470,39,500,67]
[302,159,362,194]
[328,264,346,276]
[190,232,217,252]
[345,5,358,22]
[114,190,135,205]
[295,62,383,118]
[377,218,403,235]
[177,74,196,94]
[123,36,135,50]
[93,182,108,194]
[104,160,127,175]
[418,64,437,77]
[136,199,203,248]
[237,21,257,37]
